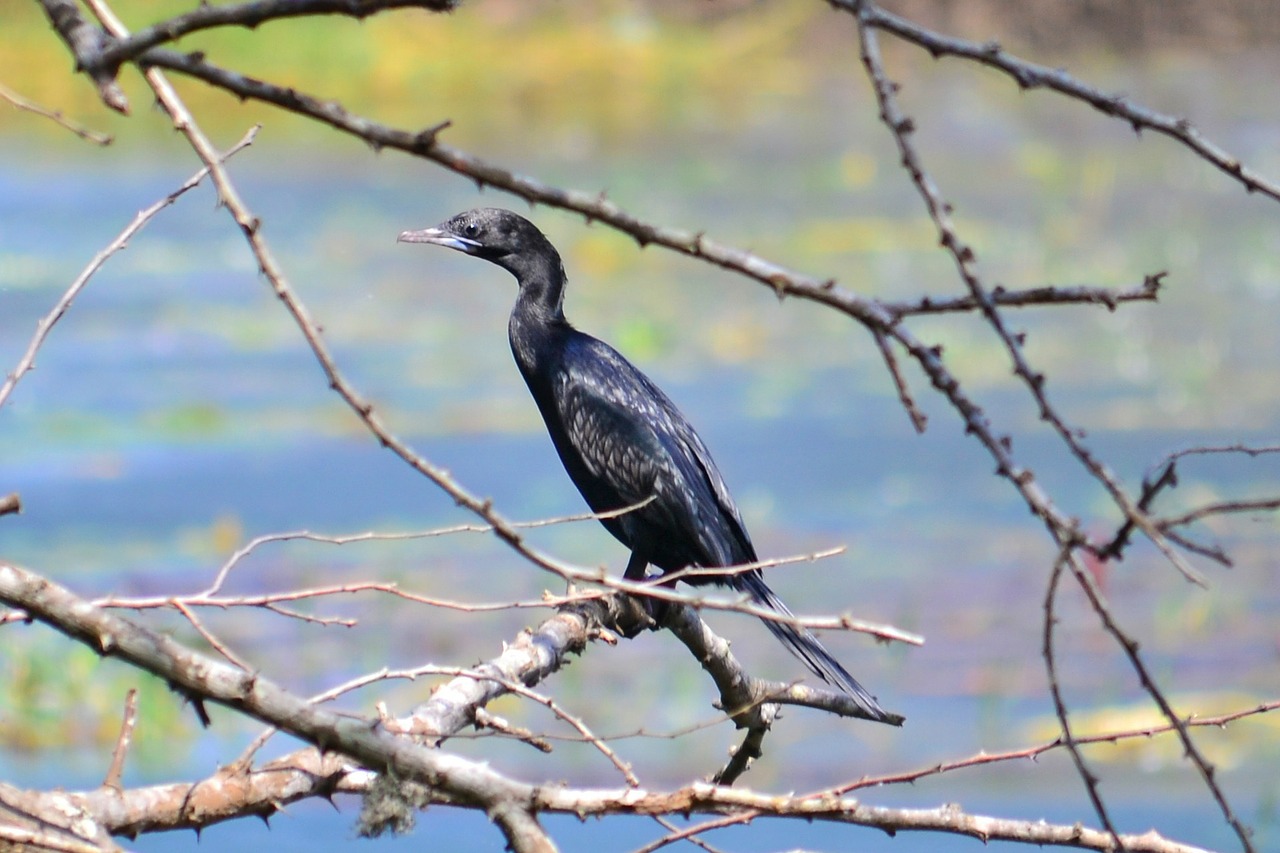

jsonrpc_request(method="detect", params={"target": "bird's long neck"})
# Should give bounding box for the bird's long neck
[509,246,568,321]
[507,253,571,378]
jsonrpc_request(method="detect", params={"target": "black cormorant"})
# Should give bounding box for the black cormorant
[399,208,898,725]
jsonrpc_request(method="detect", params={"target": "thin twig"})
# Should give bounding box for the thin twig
[171,599,253,671]
[90,0,457,73]
[632,812,759,853]
[872,327,928,433]
[1158,496,1280,530]
[844,0,1280,203]
[884,274,1163,318]
[474,708,553,753]
[0,126,259,411]
[415,665,640,787]
[101,689,138,791]
[1042,544,1124,849]
[854,7,1205,588]
[833,697,1280,794]
[1062,551,1257,851]
[0,81,112,144]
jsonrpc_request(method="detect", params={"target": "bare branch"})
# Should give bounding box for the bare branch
[473,708,553,753]
[92,0,458,72]
[633,813,757,853]
[872,328,928,433]
[0,81,112,143]
[884,274,1163,318]
[854,8,1205,588]
[0,561,554,852]
[1101,442,1280,561]
[836,697,1280,794]
[398,666,639,787]
[1042,545,1124,848]
[2,555,1242,850]
[101,689,138,792]
[1158,495,1280,531]
[842,0,1280,203]
[532,784,1211,853]
[710,702,778,786]
[33,0,128,112]
[0,126,259,412]
[1061,553,1257,851]
[0,822,121,853]
[171,599,254,670]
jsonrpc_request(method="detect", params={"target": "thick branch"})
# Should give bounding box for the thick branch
[92,0,457,72]
[34,0,127,112]
[0,570,857,836]
[0,562,554,852]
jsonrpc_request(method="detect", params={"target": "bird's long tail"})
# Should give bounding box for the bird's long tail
[737,572,903,726]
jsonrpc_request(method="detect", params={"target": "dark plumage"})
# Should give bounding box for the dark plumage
[399,207,898,725]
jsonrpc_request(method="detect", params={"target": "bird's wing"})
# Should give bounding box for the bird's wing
[553,335,755,566]
[670,420,756,562]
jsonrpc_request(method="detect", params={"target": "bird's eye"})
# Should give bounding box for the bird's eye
[463,222,479,238]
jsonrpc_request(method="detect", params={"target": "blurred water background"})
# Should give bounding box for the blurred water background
[2,1,1279,850]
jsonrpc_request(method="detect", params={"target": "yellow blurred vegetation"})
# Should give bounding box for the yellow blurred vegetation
[1,0,835,149]
[1,636,194,753]
[1022,693,1280,770]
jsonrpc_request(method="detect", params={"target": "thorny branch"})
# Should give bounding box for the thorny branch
[0,561,559,853]
[0,560,1224,853]
[1042,544,1124,847]
[841,0,1280,204]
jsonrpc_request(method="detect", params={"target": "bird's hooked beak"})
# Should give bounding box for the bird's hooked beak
[397,226,481,254]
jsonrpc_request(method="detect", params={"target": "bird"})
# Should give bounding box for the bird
[399,207,899,725]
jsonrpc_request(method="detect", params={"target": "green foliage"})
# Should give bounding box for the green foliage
[0,629,192,756]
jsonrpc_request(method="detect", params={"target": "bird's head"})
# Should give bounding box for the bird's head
[400,207,569,318]
[398,208,560,281]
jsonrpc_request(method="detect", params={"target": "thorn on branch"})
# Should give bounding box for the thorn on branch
[414,119,451,148]
[190,695,212,728]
